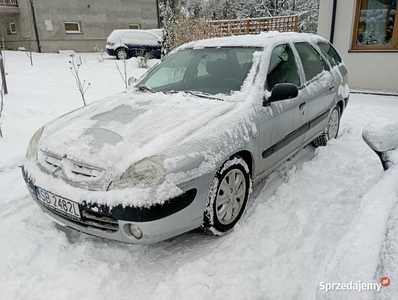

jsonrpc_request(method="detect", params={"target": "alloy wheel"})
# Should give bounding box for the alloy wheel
[215,169,247,225]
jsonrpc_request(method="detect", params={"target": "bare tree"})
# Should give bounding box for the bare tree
[21,1,34,66]
[69,54,91,106]
[163,0,320,33]
[115,58,128,89]
[0,54,4,137]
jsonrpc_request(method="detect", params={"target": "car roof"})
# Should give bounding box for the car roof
[109,29,161,39]
[177,32,329,50]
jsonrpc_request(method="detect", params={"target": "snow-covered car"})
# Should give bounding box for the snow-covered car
[22,32,349,244]
[105,29,162,60]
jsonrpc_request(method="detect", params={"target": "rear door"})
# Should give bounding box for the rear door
[123,32,143,57]
[293,42,336,144]
[140,32,161,58]
[317,41,349,95]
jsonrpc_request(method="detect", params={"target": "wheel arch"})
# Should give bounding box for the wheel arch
[337,99,344,115]
[230,150,255,178]
[115,46,129,55]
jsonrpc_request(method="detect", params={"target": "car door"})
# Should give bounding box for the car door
[123,32,142,57]
[293,42,336,144]
[140,32,161,58]
[257,43,307,175]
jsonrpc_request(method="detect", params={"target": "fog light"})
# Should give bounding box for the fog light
[129,224,143,240]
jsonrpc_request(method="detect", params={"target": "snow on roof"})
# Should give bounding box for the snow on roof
[108,29,162,39]
[178,31,327,50]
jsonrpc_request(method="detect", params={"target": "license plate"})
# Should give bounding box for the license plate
[35,187,81,220]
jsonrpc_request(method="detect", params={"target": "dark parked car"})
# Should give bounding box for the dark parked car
[106,29,162,59]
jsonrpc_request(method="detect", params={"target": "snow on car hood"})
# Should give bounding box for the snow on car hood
[24,47,265,207]
[38,91,237,174]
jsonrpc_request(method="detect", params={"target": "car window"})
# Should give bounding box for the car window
[197,52,226,78]
[143,50,194,88]
[266,44,301,91]
[123,32,159,46]
[124,32,153,40]
[294,42,325,82]
[317,42,342,67]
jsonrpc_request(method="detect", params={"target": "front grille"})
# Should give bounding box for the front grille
[44,204,119,233]
[42,152,103,179]
[81,210,119,232]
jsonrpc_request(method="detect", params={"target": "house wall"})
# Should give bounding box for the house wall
[317,0,398,93]
[2,0,159,53]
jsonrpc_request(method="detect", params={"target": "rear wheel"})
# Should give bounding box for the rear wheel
[202,157,251,235]
[116,48,128,60]
[313,105,341,147]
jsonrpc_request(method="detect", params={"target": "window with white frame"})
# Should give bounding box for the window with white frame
[64,22,82,33]
[7,22,17,35]
[129,24,140,29]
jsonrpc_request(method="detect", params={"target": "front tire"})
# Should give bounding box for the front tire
[202,157,251,235]
[116,48,128,60]
[313,105,341,147]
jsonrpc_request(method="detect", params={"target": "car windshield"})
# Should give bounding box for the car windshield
[136,47,261,95]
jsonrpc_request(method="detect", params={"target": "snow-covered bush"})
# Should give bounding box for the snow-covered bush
[160,0,319,53]
[137,51,151,68]
[94,45,106,63]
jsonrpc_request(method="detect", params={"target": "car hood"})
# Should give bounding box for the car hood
[38,91,237,175]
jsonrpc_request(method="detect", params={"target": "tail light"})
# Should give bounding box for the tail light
[107,42,115,46]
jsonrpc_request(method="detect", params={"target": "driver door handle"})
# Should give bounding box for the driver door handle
[299,102,307,111]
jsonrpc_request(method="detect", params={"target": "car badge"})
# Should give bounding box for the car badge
[51,154,67,175]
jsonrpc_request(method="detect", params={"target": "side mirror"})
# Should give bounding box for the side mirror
[264,83,299,106]
[128,76,137,86]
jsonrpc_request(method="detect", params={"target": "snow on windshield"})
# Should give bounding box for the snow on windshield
[137,47,261,95]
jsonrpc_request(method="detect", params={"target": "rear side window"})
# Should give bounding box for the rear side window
[317,42,342,66]
[266,44,301,91]
[123,32,159,45]
[294,42,325,82]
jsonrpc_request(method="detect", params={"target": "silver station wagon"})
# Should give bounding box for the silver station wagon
[22,32,349,244]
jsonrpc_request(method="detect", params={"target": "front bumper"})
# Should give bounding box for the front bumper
[105,47,116,56]
[22,165,208,244]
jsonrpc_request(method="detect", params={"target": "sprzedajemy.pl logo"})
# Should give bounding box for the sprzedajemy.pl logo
[319,277,390,293]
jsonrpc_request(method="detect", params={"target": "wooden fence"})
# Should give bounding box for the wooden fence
[169,15,299,52]
[206,15,299,38]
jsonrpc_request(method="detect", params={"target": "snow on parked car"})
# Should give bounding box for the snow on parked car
[106,29,162,60]
[22,32,349,244]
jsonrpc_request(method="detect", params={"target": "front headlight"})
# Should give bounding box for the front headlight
[26,127,44,160]
[109,156,165,190]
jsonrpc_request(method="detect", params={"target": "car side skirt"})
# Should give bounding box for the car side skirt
[262,108,330,160]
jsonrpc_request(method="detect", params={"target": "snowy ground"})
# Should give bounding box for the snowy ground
[0,51,397,300]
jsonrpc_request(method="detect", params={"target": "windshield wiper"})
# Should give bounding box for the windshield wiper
[186,91,224,101]
[168,90,223,101]
[136,86,154,93]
